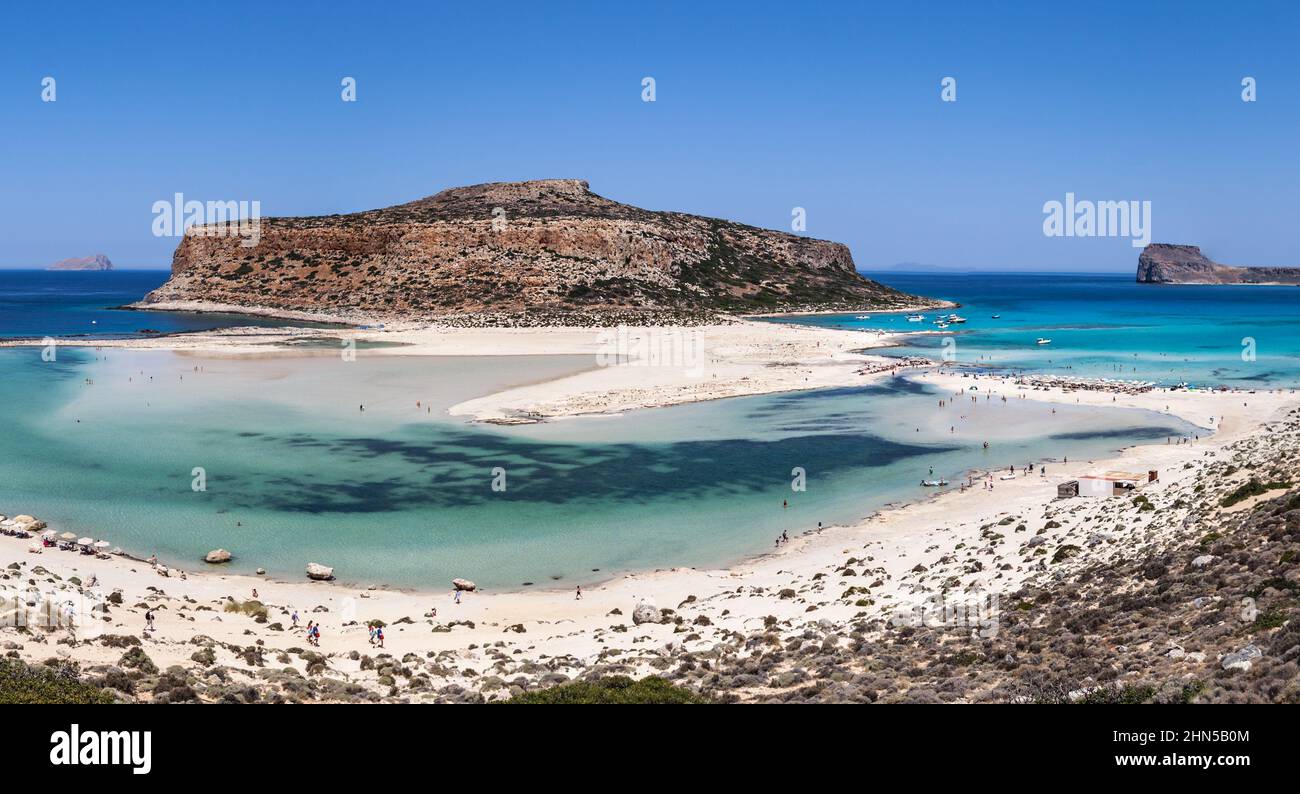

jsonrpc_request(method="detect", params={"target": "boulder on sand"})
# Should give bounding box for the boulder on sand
[13,515,46,531]
[306,562,335,581]
[452,578,477,592]
[204,549,232,564]
[632,601,660,625]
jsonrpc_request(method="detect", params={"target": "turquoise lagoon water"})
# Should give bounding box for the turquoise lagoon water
[0,270,1223,589]
[772,272,1300,388]
[0,344,1194,590]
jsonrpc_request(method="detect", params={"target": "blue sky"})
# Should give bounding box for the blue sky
[1,1,1297,271]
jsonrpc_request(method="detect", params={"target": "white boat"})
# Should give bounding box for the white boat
[906,314,924,322]
[855,314,871,320]
[1036,338,1052,345]
[990,314,1001,319]
[935,322,949,329]
[948,316,967,324]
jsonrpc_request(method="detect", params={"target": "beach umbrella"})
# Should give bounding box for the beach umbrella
[77,537,95,546]
[94,540,111,549]
[59,532,77,541]
[41,530,57,538]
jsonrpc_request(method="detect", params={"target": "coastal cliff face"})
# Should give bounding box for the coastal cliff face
[136,180,939,323]
[47,254,112,271]
[1138,244,1300,285]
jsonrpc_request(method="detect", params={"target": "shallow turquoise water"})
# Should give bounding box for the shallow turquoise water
[771,272,1300,388]
[0,345,1194,589]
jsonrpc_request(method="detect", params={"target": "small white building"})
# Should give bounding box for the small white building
[1073,470,1157,497]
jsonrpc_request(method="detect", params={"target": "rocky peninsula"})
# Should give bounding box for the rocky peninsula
[132,179,945,325]
[1137,244,1300,285]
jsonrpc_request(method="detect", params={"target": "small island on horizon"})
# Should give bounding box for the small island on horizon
[46,253,113,272]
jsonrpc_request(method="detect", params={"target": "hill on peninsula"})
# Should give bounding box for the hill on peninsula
[1137,244,1300,285]
[135,179,944,324]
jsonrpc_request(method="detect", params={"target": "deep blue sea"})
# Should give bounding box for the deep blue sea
[0,269,1213,588]
[773,272,1300,388]
[0,270,334,338]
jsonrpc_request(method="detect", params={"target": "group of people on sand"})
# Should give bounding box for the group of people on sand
[277,587,466,650]
[952,460,1051,492]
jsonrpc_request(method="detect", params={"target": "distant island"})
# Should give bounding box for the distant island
[47,254,113,271]
[1137,244,1300,285]
[133,179,946,325]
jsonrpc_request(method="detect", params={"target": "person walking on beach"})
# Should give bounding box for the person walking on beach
[145,609,155,632]
[454,589,462,605]
[375,625,384,648]
[575,585,582,600]
[251,588,258,600]
[291,610,299,628]
[368,624,377,645]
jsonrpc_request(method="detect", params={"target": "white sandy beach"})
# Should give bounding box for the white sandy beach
[4,320,1296,700]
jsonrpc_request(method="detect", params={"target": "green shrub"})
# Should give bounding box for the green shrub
[0,660,114,704]
[1220,479,1292,508]
[1253,608,1289,630]
[504,676,710,704]
[224,599,269,620]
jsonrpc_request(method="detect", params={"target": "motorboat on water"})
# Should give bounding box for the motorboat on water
[854,314,871,320]
[935,321,950,329]
[1036,338,1052,345]
[948,315,967,323]
[906,314,924,322]
[990,314,1001,319]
